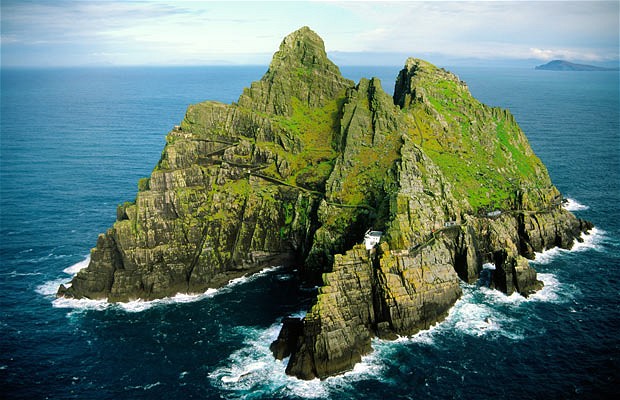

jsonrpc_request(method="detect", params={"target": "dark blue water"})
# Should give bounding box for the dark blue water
[1,66,618,399]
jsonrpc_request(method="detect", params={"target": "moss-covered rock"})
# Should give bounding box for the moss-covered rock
[237,26,353,116]
[395,58,555,212]
[273,48,592,381]
[58,27,350,301]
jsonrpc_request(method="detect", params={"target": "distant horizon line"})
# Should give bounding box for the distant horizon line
[3,51,619,70]
[3,62,619,70]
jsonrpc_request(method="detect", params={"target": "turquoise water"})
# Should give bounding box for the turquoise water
[1,66,618,399]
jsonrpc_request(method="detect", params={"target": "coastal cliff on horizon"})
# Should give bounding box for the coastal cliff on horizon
[535,59,619,71]
[57,27,592,379]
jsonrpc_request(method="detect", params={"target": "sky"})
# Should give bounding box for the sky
[1,0,619,67]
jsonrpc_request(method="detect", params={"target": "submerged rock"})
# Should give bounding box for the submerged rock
[57,27,591,379]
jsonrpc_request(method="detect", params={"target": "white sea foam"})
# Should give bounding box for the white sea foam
[208,223,605,392]
[531,227,604,265]
[113,288,220,313]
[441,289,524,340]
[376,318,443,347]
[211,271,578,397]
[52,296,109,311]
[227,265,284,288]
[45,264,282,313]
[34,256,95,301]
[209,321,310,395]
[50,285,222,312]
[530,246,564,265]
[35,256,91,297]
[210,283,540,398]
[478,286,526,305]
[62,256,90,275]
[562,198,589,211]
[453,303,504,336]
[36,277,70,297]
[571,227,604,252]
[475,273,565,305]
[210,315,386,399]
[528,273,563,303]
[406,326,438,345]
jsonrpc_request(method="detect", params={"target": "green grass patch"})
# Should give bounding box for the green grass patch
[138,177,150,192]
[402,68,554,212]
[261,95,344,188]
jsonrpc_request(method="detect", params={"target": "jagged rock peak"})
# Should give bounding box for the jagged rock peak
[237,26,353,116]
[394,57,467,109]
[271,26,333,70]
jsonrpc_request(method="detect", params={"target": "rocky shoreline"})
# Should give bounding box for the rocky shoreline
[273,207,591,380]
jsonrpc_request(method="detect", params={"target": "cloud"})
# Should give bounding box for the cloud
[332,1,619,61]
[1,0,618,66]
[529,47,610,63]
[1,1,254,65]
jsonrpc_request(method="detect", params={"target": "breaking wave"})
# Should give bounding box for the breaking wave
[62,256,90,275]
[435,284,526,340]
[38,257,284,313]
[35,256,91,297]
[51,288,221,313]
[531,227,604,265]
[209,316,386,399]
[562,198,589,211]
[208,272,574,398]
[571,227,604,252]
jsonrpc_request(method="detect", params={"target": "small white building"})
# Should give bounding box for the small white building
[364,230,383,250]
[482,262,496,270]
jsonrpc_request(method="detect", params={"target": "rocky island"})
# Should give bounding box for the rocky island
[535,60,618,71]
[58,27,592,379]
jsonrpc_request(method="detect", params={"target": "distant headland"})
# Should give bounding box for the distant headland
[535,60,619,71]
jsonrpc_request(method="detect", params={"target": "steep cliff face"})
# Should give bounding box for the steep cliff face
[57,27,591,379]
[58,27,353,301]
[272,56,592,380]
[303,77,403,279]
[282,240,463,379]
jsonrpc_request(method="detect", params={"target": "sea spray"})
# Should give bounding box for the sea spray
[562,198,590,211]
[531,227,604,265]
[210,276,572,398]
[41,258,286,313]
[62,256,90,275]
[35,256,90,296]
[210,318,387,399]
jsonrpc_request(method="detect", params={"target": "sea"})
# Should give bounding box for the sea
[1,65,618,399]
